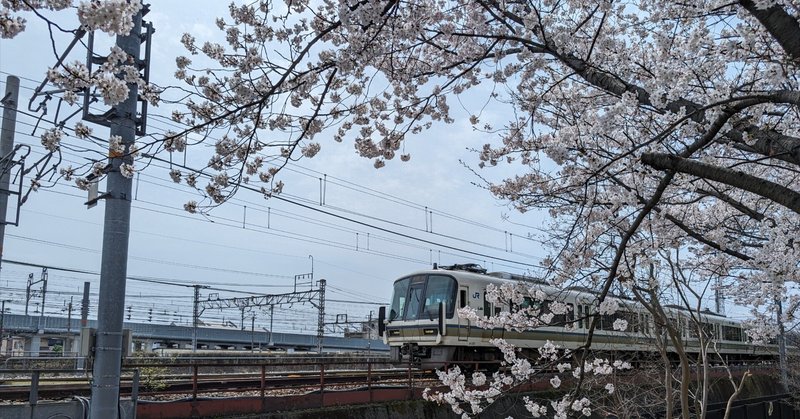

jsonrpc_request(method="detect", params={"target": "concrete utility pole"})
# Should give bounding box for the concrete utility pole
[37,268,47,331]
[193,285,200,352]
[192,284,208,353]
[268,305,274,346]
[80,282,90,328]
[317,279,326,353]
[250,315,255,353]
[0,75,19,274]
[0,299,9,355]
[24,273,33,315]
[90,5,143,418]
[66,297,73,333]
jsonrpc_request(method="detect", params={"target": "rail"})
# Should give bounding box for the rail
[0,358,780,410]
[0,358,433,404]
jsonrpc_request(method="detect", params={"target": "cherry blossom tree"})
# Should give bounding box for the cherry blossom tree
[4,0,799,417]
[167,1,797,415]
[168,0,798,340]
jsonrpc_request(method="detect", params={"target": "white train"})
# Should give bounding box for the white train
[377,264,775,368]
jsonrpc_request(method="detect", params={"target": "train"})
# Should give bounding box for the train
[377,264,776,368]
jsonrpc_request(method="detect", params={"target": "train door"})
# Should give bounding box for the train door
[458,286,470,341]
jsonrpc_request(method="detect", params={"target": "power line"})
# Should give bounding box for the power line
[2,76,543,257]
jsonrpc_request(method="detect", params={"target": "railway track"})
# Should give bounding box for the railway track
[0,368,433,402]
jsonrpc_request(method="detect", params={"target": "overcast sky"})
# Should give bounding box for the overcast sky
[0,1,547,334]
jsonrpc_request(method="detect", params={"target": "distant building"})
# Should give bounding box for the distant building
[343,319,379,340]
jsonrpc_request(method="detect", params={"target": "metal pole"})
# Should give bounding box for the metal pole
[67,297,73,333]
[192,285,200,353]
[25,273,32,316]
[0,75,19,274]
[90,6,143,417]
[367,310,372,356]
[80,282,90,328]
[131,369,139,419]
[250,315,255,353]
[268,305,274,346]
[78,282,90,369]
[38,268,47,331]
[317,279,325,353]
[0,300,7,355]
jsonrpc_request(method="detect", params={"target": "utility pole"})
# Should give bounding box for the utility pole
[38,268,47,332]
[25,273,32,315]
[367,310,372,356]
[317,279,326,353]
[0,75,19,274]
[90,5,144,417]
[0,299,9,355]
[250,314,255,353]
[191,284,208,353]
[268,305,274,346]
[66,297,73,333]
[25,270,47,323]
[77,282,90,370]
[80,282,90,328]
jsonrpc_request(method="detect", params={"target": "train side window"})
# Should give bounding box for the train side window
[701,322,715,338]
[484,294,491,318]
[640,313,648,334]
[566,303,574,324]
[722,325,742,342]
[544,300,571,326]
[460,290,467,309]
[584,305,592,329]
[615,311,637,333]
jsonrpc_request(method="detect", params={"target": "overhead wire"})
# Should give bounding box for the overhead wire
[0,70,552,330]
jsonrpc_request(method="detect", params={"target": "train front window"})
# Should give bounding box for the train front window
[390,274,457,321]
[405,281,425,320]
[389,278,410,321]
[422,275,457,319]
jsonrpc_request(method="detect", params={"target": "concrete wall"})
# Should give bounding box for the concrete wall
[0,400,134,419]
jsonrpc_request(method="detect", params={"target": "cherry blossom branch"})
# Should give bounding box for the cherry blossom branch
[641,153,800,214]
[738,0,800,62]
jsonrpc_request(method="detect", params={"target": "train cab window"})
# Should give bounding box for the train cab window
[484,294,491,318]
[423,275,457,318]
[405,281,425,320]
[389,277,411,321]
